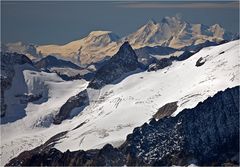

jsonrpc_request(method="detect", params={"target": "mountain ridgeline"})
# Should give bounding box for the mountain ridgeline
[34,55,81,70]
[2,16,238,65]
[6,86,239,166]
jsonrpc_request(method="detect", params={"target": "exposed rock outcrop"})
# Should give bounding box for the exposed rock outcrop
[153,101,178,119]
[53,90,89,124]
[135,46,178,67]
[147,51,194,72]
[148,58,172,72]
[196,57,206,67]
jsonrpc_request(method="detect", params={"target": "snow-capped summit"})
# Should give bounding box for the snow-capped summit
[36,30,120,65]
[88,31,119,40]
[125,16,233,49]
[83,31,120,47]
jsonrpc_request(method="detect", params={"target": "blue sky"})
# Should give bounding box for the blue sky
[1,1,239,45]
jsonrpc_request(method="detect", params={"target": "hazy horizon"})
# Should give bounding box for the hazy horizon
[1,1,239,45]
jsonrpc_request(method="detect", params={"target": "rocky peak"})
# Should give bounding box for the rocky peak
[88,42,141,89]
[116,41,137,59]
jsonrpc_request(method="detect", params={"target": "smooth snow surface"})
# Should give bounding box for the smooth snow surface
[1,40,239,165]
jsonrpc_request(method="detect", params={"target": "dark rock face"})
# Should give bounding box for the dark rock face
[35,55,95,81]
[35,55,81,70]
[16,93,43,104]
[148,58,172,72]
[181,40,220,52]
[7,86,239,166]
[53,71,83,81]
[53,90,89,124]
[147,51,194,72]
[7,144,125,166]
[121,86,239,166]
[153,101,178,119]
[135,46,178,67]
[88,42,141,89]
[1,52,33,117]
[1,76,11,117]
[196,57,206,67]
[173,51,194,61]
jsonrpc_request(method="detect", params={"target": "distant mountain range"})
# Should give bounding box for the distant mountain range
[2,16,237,65]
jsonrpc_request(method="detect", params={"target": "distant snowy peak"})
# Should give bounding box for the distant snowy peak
[126,16,234,49]
[83,31,120,47]
[88,31,119,41]
[36,30,121,65]
[124,16,186,48]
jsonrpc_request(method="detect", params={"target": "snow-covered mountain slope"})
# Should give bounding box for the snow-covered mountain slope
[53,40,239,152]
[4,16,235,65]
[1,67,88,165]
[1,40,239,165]
[0,40,239,165]
[6,86,239,166]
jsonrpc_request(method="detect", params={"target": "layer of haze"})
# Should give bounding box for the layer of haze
[1,1,239,45]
